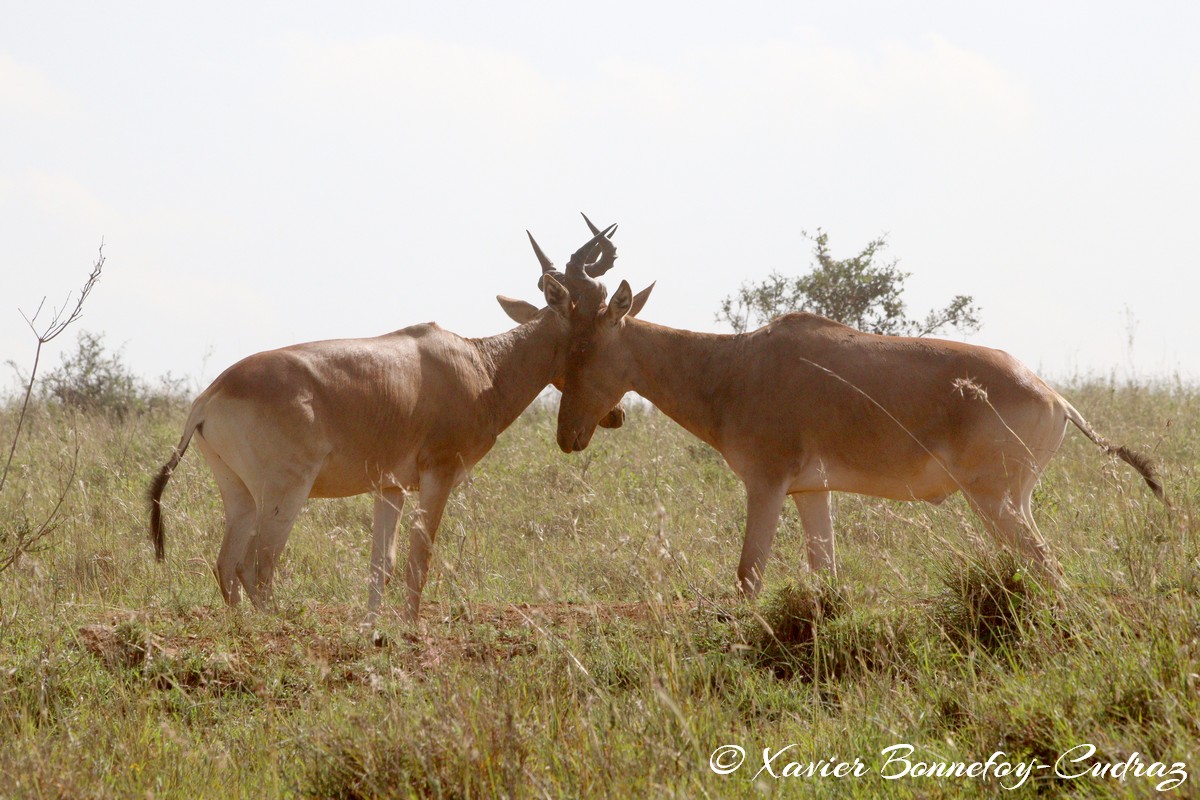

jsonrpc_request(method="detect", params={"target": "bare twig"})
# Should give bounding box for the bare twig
[0,243,103,496]
[0,243,104,576]
[0,421,80,574]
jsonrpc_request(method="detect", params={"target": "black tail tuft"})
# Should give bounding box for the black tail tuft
[148,461,173,561]
[1111,445,1170,507]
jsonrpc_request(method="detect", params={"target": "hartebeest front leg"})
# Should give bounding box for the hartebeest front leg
[403,471,455,624]
[794,490,836,574]
[363,487,405,632]
[736,480,790,597]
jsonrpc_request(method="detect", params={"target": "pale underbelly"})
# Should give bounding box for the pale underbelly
[786,456,960,503]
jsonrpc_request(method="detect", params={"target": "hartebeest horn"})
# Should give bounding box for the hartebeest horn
[527,231,555,274]
[585,231,618,278]
[579,213,619,277]
[581,212,603,237]
[528,231,566,291]
[566,224,617,281]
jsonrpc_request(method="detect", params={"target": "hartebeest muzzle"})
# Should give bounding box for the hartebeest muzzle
[557,424,595,453]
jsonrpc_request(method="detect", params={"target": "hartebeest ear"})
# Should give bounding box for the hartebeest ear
[628,282,655,318]
[542,274,572,318]
[605,280,638,325]
[496,295,540,324]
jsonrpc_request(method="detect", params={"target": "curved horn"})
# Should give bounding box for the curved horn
[585,227,618,278]
[565,224,615,279]
[580,213,617,244]
[579,214,618,277]
[581,212,602,237]
[526,231,555,274]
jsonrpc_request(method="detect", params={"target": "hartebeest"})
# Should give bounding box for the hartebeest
[149,221,620,627]
[554,244,1168,596]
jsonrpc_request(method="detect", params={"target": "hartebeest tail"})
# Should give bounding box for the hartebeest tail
[148,398,207,562]
[1061,399,1168,506]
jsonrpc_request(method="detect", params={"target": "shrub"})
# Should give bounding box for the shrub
[39,331,187,419]
[717,229,981,336]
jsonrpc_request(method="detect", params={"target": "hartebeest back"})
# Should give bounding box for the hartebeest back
[555,261,1167,596]
[149,221,621,627]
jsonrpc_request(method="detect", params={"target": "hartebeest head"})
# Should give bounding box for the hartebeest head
[506,218,628,431]
[557,278,655,452]
[527,213,618,317]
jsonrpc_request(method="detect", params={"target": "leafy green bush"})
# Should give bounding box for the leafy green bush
[718,229,981,336]
[39,331,187,418]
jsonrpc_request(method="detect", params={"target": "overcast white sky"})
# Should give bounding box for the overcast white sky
[4,1,1198,392]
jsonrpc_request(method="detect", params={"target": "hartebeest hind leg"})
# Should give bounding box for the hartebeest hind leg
[794,491,837,574]
[963,478,1065,588]
[240,476,317,609]
[736,480,790,596]
[403,471,455,623]
[216,501,256,605]
[364,487,405,630]
[198,437,257,605]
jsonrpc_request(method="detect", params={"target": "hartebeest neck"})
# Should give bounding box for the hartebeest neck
[624,319,741,450]
[471,315,564,434]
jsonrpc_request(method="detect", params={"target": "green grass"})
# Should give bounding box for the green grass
[0,382,1196,798]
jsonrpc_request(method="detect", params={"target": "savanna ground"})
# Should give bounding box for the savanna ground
[0,381,1196,798]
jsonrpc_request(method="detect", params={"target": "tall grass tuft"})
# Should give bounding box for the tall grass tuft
[298,702,531,799]
[931,547,1053,653]
[742,577,913,682]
